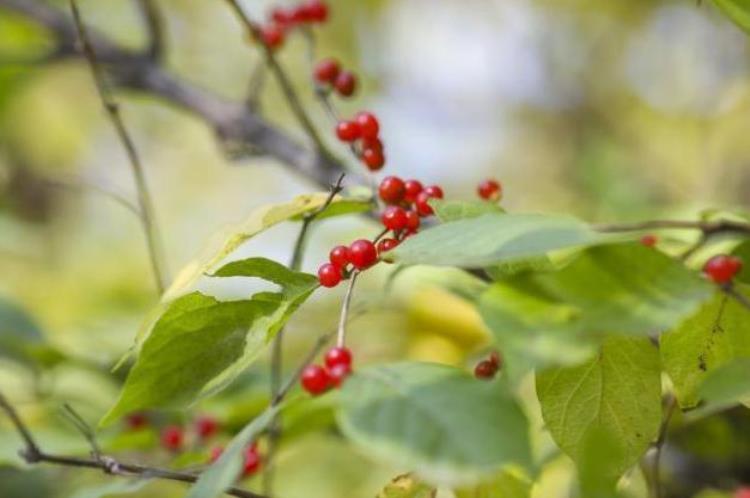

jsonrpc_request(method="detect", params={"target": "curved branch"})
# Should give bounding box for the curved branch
[135,0,165,60]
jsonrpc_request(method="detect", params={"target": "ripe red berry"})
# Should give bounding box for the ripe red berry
[362,148,385,171]
[125,412,148,430]
[318,263,342,288]
[349,239,378,269]
[423,185,444,199]
[381,206,408,231]
[703,255,743,285]
[260,23,285,49]
[195,415,219,439]
[160,425,184,452]
[334,71,357,97]
[377,238,399,256]
[355,112,379,139]
[209,446,223,463]
[362,136,383,152]
[329,245,350,268]
[328,363,352,387]
[325,347,352,368]
[474,360,497,380]
[270,7,294,26]
[477,179,502,201]
[735,487,750,498]
[405,210,420,231]
[243,443,262,476]
[302,0,328,22]
[291,5,311,23]
[378,176,406,204]
[335,120,360,142]
[403,180,423,203]
[314,58,340,84]
[301,364,330,395]
[415,191,435,217]
[640,234,657,247]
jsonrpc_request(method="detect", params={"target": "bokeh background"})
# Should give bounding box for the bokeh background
[0,0,749,497]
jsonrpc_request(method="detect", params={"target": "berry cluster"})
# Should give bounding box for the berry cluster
[314,58,358,98]
[335,112,385,171]
[474,351,502,380]
[260,0,329,50]
[703,254,743,285]
[301,346,353,395]
[209,443,262,478]
[125,412,221,453]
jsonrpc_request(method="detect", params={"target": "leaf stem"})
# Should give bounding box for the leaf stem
[337,270,360,348]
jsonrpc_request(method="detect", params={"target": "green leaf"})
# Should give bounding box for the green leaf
[454,468,531,498]
[337,362,531,486]
[165,192,370,300]
[186,406,279,498]
[101,258,317,426]
[732,240,750,284]
[662,288,750,409]
[68,479,151,498]
[0,296,43,363]
[430,199,504,223]
[479,243,713,368]
[536,336,662,479]
[376,473,437,498]
[387,213,615,267]
[697,358,750,410]
[712,0,750,35]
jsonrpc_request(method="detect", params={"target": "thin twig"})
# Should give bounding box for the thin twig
[135,0,165,60]
[337,270,360,348]
[594,219,750,237]
[651,395,677,498]
[69,0,168,294]
[61,403,102,458]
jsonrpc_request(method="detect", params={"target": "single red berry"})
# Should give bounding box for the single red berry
[160,425,184,452]
[125,412,148,430]
[362,136,383,152]
[401,181,422,204]
[474,360,497,380]
[314,58,340,84]
[329,245,350,269]
[318,263,342,288]
[243,444,262,476]
[378,176,406,204]
[327,363,352,387]
[209,446,223,463]
[195,415,219,439]
[377,238,399,256]
[270,7,294,26]
[325,346,352,368]
[334,71,357,97]
[335,120,360,142]
[302,0,329,23]
[362,148,385,171]
[415,191,435,217]
[489,351,502,369]
[381,206,408,231]
[260,23,285,49]
[640,234,657,247]
[405,210,420,231]
[735,487,750,498]
[301,364,330,395]
[423,185,444,199]
[355,112,379,139]
[703,255,743,285]
[477,179,502,201]
[349,239,378,269]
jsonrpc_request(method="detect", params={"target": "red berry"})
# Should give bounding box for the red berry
[318,263,342,288]
[301,0,328,23]
[403,180,423,203]
[381,206,408,231]
[362,136,383,152]
[301,364,330,395]
[703,255,743,285]
[735,487,750,498]
[243,444,262,476]
[260,23,285,49]
[125,412,148,430]
[377,238,399,256]
[334,71,357,97]
[325,347,352,368]
[423,185,444,199]
[209,446,223,463]
[195,415,219,439]
[477,179,502,201]
[335,120,360,142]
[270,7,294,25]
[291,6,311,23]
[415,191,435,217]
[314,58,340,84]
[640,234,657,247]
[405,210,420,231]
[378,176,406,204]
[160,425,184,452]
[349,239,378,269]
[328,363,352,387]
[362,148,385,171]
[355,112,379,139]
[474,360,497,380]
[329,245,350,269]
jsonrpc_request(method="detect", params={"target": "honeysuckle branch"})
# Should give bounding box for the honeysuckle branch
[337,270,361,348]
[134,0,165,61]
[69,0,168,294]
[594,219,750,237]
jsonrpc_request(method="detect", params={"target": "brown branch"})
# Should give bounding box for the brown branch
[135,0,165,61]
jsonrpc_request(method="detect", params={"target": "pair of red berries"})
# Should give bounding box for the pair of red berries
[260,0,329,49]
[378,176,444,217]
[477,179,502,202]
[209,443,261,477]
[314,58,358,98]
[318,240,379,288]
[474,351,502,380]
[301,347,353,395]
[158,415,221,452]
[703,254,743,285]
[335,112,385,171]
